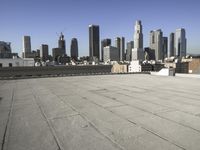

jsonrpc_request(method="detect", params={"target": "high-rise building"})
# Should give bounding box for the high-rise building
[22,36,31,58]
[101,39,111,61]
[162,37,168,59]
[149,29,163,61]
[89,25,100,60]
[58,32,66,55]
[52,48,62,62]
[70,38,78,61]
[103,46,119,62]
[126,41,134,61]
[144,47,155,60]
[132,20,144,61]
[120,37,125,61]
[169,33,175,57]
[175,28,187,58]
[40,44,49,61]
[115,37,120,49]
[0,41,12,58]
[115,37,125,61]
[134,20,143,49]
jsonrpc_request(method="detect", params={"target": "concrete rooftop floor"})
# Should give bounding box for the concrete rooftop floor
[1,74,200,150]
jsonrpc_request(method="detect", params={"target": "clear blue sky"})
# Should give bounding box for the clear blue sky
[0,0,200,56]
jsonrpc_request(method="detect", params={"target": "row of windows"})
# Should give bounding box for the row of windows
[0,63,12,67]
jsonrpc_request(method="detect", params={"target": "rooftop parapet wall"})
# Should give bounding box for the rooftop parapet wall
[0,65,112,78]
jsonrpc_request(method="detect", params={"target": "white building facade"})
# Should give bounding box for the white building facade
[128,60,142,72]
[0,57,34,67]
[132,20,144,62]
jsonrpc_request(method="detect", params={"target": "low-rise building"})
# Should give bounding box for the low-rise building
[128,60,142,73]
[111,62,127,73]
[0,57,34,67]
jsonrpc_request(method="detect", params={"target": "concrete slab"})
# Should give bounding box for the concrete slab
[5,97,58,150]
[157,110,200,132]
[128,114,200,150]
[51,114,121,150]
[1,74,200,150]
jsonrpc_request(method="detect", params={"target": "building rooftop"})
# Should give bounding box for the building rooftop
[1,74,200,150]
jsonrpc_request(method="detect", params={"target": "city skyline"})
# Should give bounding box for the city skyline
[0,0,200,56]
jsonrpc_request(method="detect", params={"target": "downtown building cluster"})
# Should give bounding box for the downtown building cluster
[89,20,187,64]
[22,33,79,64]
[0,20,189,69]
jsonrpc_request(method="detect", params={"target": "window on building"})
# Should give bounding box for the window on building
[0,63,2,67]
[9,63,12,67]
[152,35,155,44]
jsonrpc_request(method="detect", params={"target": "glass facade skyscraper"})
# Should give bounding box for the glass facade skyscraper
[70,38,78,61]
[89,25,100,60]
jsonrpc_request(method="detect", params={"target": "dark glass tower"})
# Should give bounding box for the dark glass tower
[58,32,66,55]
[115,37,125,61]
[89,25,100,60]
[162,37,168,59]
[70,38,78,61]
[40,44,49,61]
[169,33,175,57]
[126,41,134,61]
[101,39,111,61]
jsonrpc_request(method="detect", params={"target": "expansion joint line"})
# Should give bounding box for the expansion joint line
[28,83,64,150]
[1,83,15,150]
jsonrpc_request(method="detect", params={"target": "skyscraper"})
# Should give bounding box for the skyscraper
[169,33,175,57]
[120,37,125,61]
[101,39,111,61]
[89,25,100,60]
[58,32,66,55]
[115,37,125,61]
[103,46,119,62]
[150,29,163,61]
[175,28,187,58]
[132,20,144,61]
[22,36,31,58]
[70,38,78,61]
[40,44,49,61]
[134,20,143,49]
[115,37,120,49]
[0,41,12,58]
[162,37,168,59]
[126,41,134,61]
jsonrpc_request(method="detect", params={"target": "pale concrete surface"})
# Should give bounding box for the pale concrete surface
[1,74,200,150]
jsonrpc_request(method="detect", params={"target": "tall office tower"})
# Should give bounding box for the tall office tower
[89,25,100,60]
[103,46,119,62]
[120,37,125,61]
[169,33,175,57]
[40,44,49,61]
[132,20,144,61]
[162,37,168,59]
[126,41,134,61]
[22,36,31,58]
[175,28,187,58]
[134,20,143,49]
[70,38,78,61]
[101,39,111,61]
[52,48,62,61]
[58,32,66,55]
[115,37,125,61]
[0,41,12,58]
[115,37,120,49]
[144,47,155,60]
[149,29,163,61]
